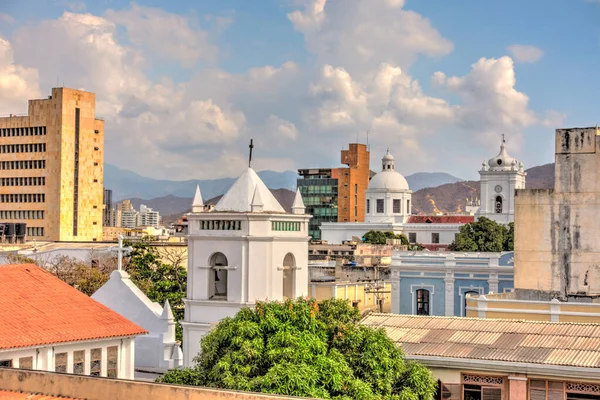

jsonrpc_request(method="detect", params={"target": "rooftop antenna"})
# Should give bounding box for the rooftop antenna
[366,129,370,151]
[248,138,254,168]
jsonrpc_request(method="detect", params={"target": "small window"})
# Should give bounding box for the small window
[90,348,101,376]
[18,357,32,370]
[408,232,416,243]
[432,233,440,244]
[376,199,384,213]
[407,199,410,214]
[107,346,118,378]
[366,199,370,213]
[55,352,67,373]
[0,359,12,367]
[416,289,430,315]
[393,199,401,213]
[73,350,85,375]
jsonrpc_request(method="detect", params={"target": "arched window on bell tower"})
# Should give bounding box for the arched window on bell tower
[495,196,503,214]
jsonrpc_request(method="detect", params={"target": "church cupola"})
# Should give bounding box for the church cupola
[487,137,517,171]
[382,148,395,171]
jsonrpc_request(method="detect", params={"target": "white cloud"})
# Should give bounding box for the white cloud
[105,4,218,67]
[0,4,562,181]
[507,44,544,64]
[433,56,537,149]
[288,0,453,75]
[0,37,41,115]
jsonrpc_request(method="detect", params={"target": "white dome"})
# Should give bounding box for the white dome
[487,141,517,170]
[368,170,410,191]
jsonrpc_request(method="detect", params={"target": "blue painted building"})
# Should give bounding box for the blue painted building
[390,251,514,317]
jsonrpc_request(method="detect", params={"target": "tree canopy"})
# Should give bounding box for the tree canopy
[449,217,514,252]
[362,230,409,246]
[124,238,187,341]
[159,298,437,399]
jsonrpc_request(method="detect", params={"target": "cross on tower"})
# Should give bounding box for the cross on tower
[248,139,254,168]
[112,235,133,271]
[502,133,505,143]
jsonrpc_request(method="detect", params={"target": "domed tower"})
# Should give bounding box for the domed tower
[365,149,412,223]
[477,137,526,224]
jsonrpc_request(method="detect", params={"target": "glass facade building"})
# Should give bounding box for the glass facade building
[297,169,338,240]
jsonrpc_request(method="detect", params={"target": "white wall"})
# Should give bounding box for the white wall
[0,337,135,379]
[92,270,182,372]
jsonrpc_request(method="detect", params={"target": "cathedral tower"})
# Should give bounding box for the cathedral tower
[477,138,526,224]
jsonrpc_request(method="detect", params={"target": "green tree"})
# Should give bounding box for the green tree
[158,298,437,399]
[362,230,409,246]
[124,238,187,341]
[449,217,512,252]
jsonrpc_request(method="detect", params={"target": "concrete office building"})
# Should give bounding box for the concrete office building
[0,88,104,241]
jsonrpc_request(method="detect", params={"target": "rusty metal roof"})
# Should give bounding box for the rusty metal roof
[360,314,600,369]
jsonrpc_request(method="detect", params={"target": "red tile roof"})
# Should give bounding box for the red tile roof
[0,390,79,399]
[408,215,474,224]
[0,264,147,350]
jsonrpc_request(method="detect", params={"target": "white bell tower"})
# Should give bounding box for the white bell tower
[477,137,526,224]
[182,162,312,367]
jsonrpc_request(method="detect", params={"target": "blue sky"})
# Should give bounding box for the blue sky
[0,0,599,181]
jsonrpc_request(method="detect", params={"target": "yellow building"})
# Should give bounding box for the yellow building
[309,281,392,312]
[0,88,104,241]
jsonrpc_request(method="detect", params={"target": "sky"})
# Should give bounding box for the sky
[0,0,599,181]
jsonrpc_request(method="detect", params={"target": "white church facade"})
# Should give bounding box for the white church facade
[182,168,311,367]
[320,141,525,246]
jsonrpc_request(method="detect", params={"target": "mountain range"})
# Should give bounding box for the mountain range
[105,164,463,202]
[111,163,554,223]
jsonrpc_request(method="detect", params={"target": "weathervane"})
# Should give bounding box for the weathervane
[248,138,254,168]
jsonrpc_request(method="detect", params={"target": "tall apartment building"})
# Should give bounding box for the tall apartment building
[103,188,113,226]
[297,143,370,240]
[0,88,104,241]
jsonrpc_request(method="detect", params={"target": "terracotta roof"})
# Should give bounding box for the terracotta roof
[361,313,600,369]
[407,215,474,224]
[0,264,147,350]
[0,390,80,399]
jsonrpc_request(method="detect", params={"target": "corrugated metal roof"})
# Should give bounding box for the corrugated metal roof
[360,313,600,369]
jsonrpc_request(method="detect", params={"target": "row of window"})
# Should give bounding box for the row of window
[0,143,46,154]
[272,221,301,231]
[366,198,410,214]
[27,227,44,236]
[0,193,45,203]
[436,376,600,400]
[0,126,46,137]
[407,232,441,244]
[0,177,45,186]
[0,210,44,220]
[0,160,46,170]
[299,185,338,195]
[0,346,118,378]
[199,220,242,231]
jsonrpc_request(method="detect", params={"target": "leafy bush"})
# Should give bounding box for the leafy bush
[159,298,436,399]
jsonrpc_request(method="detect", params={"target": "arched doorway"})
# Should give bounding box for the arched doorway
[282,253,295,299]
[209,252,228,300]
[463,290,479,316]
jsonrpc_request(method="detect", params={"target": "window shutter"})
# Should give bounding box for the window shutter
[482,387,502,400]
[529,389,546,400]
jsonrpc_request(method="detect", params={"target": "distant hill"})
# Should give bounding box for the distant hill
[411,163,555,214]
[405,172,463,191]
[156,188,297,225]
[105,164,299,201]
[115,163,554,220]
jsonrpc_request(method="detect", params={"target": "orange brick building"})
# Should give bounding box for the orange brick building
[297,143,371,240]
